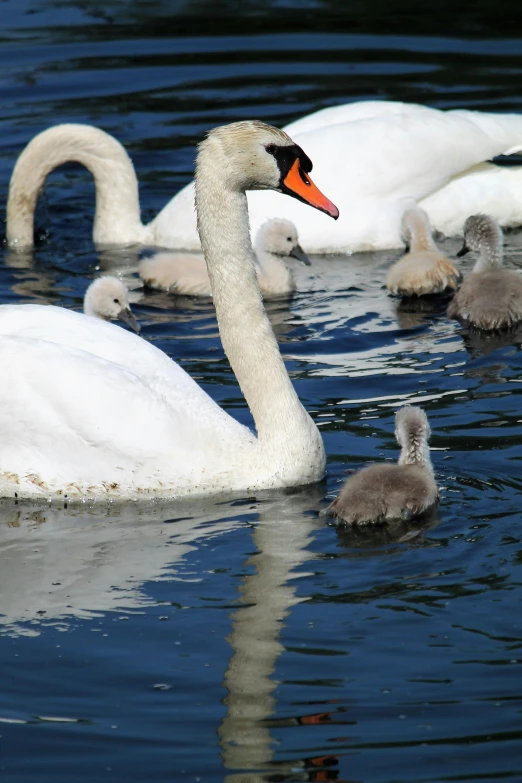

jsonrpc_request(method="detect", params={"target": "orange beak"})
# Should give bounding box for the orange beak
[282,159,339,219]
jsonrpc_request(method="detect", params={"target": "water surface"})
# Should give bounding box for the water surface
[0,2,521,781]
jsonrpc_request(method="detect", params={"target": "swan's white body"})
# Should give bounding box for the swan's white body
[0,121,330,501]
[139,218,307,297]
[7,101,522,254]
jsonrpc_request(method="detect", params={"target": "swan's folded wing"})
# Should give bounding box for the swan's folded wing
[0,310,255,499]
[0,304,242,431]
[282,99,431,136]
[450,109,522,156]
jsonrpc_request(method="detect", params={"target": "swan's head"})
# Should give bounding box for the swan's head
[395,405,431,465]
[458,213,504,268]
[254,219,311,265]
[196,121,339,219]
[83,276,140,333]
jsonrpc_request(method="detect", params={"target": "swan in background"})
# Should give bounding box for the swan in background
[386,206,461,296]
[327,406,438,526]
[83,276,140,332]
[139,218,310,297]
[7,123,148,249]
[166,103,522,253]
[0,120,338,500]
[447,214,522,330]
[6,101,522,253]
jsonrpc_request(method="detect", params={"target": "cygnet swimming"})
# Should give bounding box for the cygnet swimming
[84,276,140,332]
[386,206,461,296]
[447,213,522,330]
[327,406,438,526]
[139,218,310,298]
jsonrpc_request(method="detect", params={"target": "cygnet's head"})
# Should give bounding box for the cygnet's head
[458,214,504,268]
[395,405,431,464]
[254,219,310,265]
[196,121,339,219]
[83,276,140,333]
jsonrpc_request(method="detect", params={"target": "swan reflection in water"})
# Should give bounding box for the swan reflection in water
[218,487,339,781]
[0,497,243,636]
[0,488,438,780]
[219,492,440,782]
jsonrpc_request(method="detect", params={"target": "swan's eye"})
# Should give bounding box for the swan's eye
[113,298,120,304]
[265,144,277,156]
[287,236,292,242]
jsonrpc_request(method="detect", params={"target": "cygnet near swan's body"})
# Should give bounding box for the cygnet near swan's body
[139,218,309,297]
[0,121,338,501]
[83,276,140,332]
[447,214,522,330]
[328,406,438,526]
[386,207,461,296]
[7,101,522,253]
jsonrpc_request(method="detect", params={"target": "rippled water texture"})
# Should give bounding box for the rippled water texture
[0,2,521,781]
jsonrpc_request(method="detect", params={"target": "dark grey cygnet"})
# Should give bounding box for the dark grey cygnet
[447,213,522,330]
[328,406,438,526]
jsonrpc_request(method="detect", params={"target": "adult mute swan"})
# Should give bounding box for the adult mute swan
[328,406,438,526]
[386,206,461,297]
[0,121,338,501]
[7,101,522,253]
[139,218,309,297]
[447,214,522,330]
[84,276,140,332]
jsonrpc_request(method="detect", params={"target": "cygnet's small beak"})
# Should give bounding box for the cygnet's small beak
[119,307,141,333]
[290,243,311,266]
[457,243,469,258]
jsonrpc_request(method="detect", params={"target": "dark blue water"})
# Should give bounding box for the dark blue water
[0,2,521,781]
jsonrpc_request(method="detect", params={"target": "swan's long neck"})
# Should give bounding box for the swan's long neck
[7,124,147,248]
[195,151,321,460]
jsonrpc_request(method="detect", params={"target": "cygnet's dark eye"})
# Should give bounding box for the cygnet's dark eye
[287,236,292,241]
[114,298,120,304]
[265,144,277,156]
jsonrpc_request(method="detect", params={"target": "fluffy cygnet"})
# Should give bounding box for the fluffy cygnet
[139,218,310,298]
[327,406,438,526]
[447,213,522,330]
[386,206,461,296]
[84,276,140,332]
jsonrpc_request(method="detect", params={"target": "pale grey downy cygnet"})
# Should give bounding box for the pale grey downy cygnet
[327,406,438,526]
[447,213,522,330]
[139,218,310,298]
[83,276,140,332]
[253,218,310,297]
[386,206,461,297]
